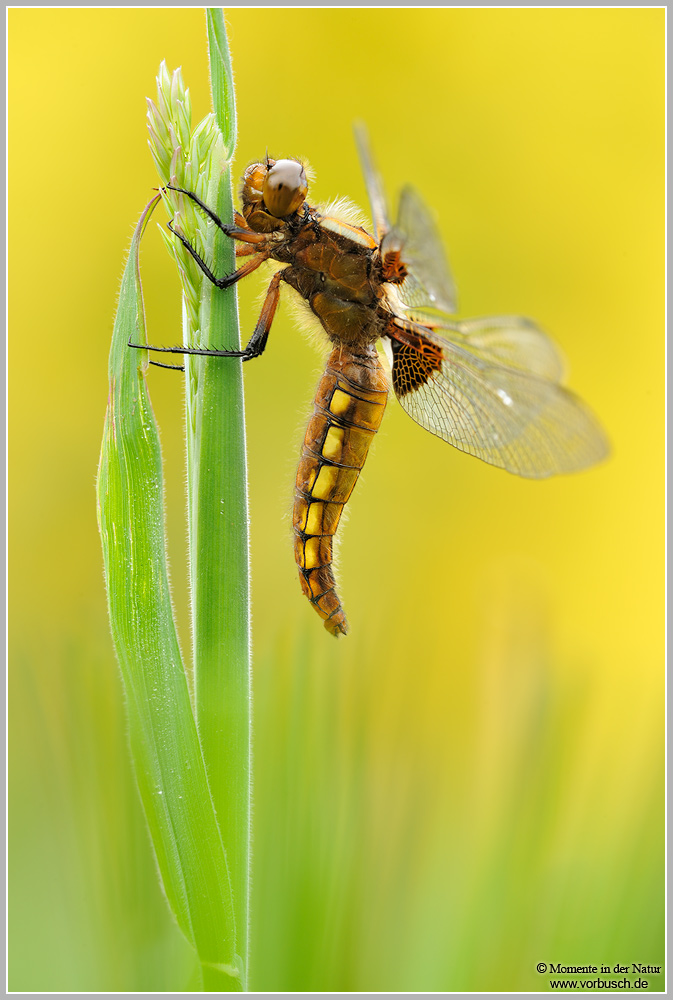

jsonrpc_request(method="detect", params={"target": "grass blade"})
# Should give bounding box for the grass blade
[207,8,236,155]
[97,197,242,986]
[146,22,251,986]
[191,14,251,983]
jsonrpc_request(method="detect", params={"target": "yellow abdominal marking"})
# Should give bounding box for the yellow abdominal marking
[307,502,325,534]
[312,464,339,499]
[303,536,321,569]
[322,426,344,461]
[330,389,352,416]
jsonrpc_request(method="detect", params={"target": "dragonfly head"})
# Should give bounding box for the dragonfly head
[241,158,308,230]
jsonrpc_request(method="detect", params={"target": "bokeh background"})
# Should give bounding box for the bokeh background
[9,7,664,993]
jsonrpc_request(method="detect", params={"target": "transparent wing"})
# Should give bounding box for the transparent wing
[425,314,567,382]
[354,126,458,314]
[383,186,458,315]
[353,122,391,243]
[386,317,609,478]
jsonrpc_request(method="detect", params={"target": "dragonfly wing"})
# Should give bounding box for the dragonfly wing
[354,132,457,313]
[353,122,391,244]
[418,314,568,383]
[384,185,458,315]
[385,318,609,478]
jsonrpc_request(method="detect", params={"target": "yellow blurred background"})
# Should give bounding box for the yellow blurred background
[9,8,664,992]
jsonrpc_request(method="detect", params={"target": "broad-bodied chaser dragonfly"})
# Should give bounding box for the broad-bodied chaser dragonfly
[131,126,608,637]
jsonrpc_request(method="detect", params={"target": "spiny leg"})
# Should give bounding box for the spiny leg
[167,185,268,245]
[129,341,248,359]
[130,188,281,363]
[150,359,185,371]
[241,269,283,360]
[129,269,285,362]
[167,221,271,288]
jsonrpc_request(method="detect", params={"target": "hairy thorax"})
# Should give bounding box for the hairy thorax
[271,210,386,350]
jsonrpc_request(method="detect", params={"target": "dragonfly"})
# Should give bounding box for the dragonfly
[130,126,609,637]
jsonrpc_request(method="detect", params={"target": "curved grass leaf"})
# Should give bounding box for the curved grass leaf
[97,196,242,989]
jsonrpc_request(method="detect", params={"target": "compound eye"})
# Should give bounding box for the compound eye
[263,159,308,218]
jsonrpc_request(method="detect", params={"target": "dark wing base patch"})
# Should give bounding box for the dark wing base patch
[391,336,443,397]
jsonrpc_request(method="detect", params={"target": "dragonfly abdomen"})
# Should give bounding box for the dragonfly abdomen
[293,347,388,636]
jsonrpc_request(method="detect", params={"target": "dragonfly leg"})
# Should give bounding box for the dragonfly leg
[167,220,271,289]
[128,339,249,359]
[242,269,283,361]
[149,359,185,371]
[167,186,267,244]
[128,270,285,362]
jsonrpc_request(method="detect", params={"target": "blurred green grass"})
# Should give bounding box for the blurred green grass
[10,614,663,991]
[9,6,664,992]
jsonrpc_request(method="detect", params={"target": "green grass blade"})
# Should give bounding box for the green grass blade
[146,25,251,987]
[191,16,251,985]
[207,8,236,155]
[190,166,251,989]
[96,197,241,986]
